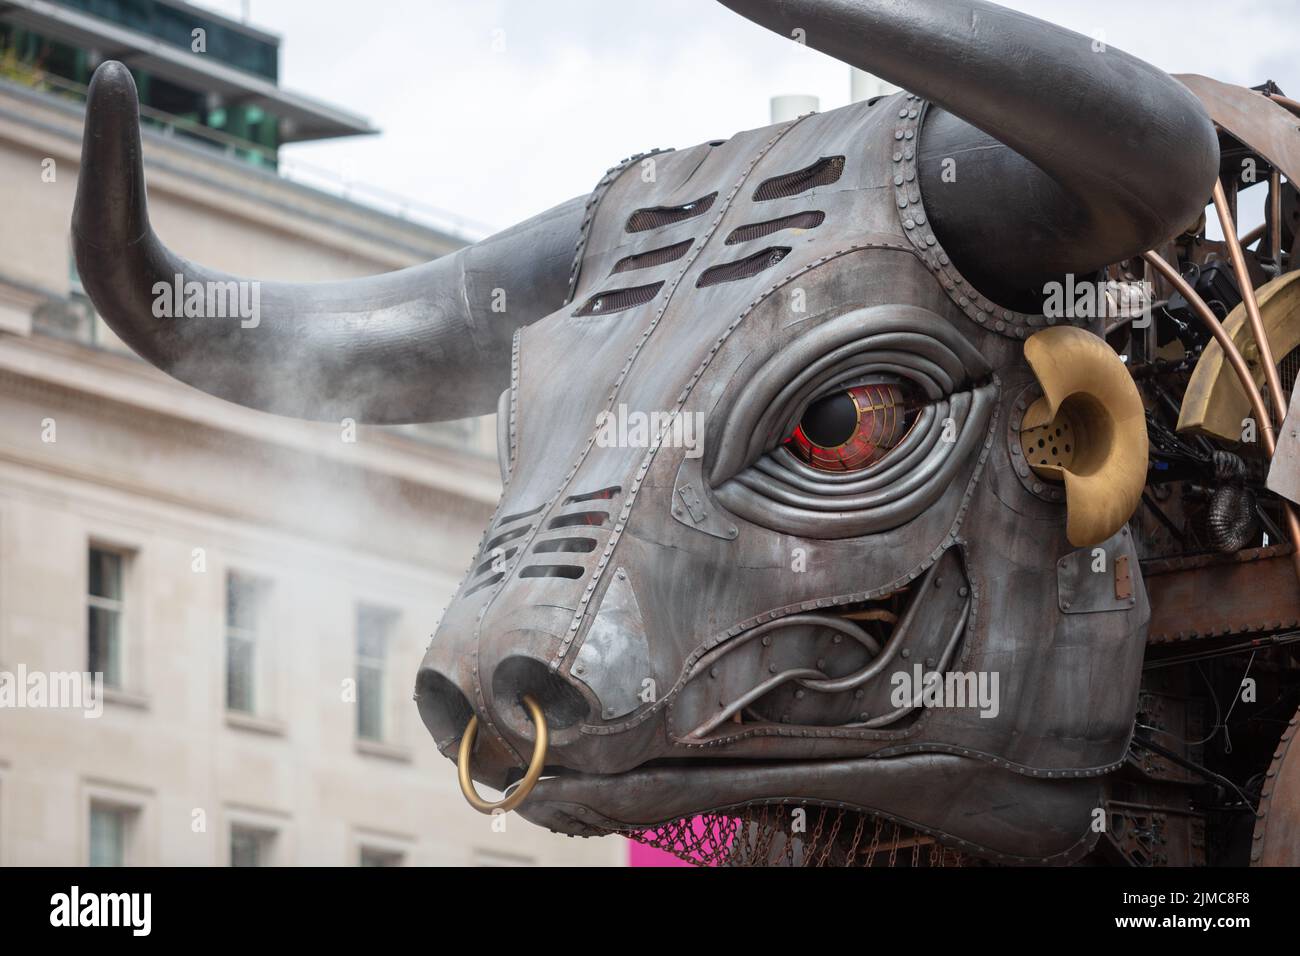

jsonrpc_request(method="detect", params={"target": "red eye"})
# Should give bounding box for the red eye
[786,382,922,471]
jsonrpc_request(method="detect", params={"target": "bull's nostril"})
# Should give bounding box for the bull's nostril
[491,655,590,732]
[414,668,474,749]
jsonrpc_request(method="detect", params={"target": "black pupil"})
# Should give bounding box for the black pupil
[800,393,858,447]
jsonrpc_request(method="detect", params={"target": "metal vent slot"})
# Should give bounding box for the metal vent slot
[548,512,609,529]
[752,156,845,201]
[533,538,598,554]
[564,486,621,504]
[611,240,693,275]
[485,525,532,552]
[726,211,825,245]
[625,193,718,233]
[499,504,545,525]
[464,573,504,597]
[519,565,585,580]
[696,247,792,288]
[574,282,664,317]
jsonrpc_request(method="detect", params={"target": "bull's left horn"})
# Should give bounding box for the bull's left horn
[1019,327,1148,548]
[73,61,585,424]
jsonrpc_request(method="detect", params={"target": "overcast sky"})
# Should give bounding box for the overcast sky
[194,0,1300,238]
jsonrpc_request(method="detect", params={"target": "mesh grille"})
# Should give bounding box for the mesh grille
[626,193,718,233]
[611,240,693,274]
[753,156,845,201]
[696,247,791,288]
[627,805,981,867]
[575,281,664,317]
[726,211,825,245]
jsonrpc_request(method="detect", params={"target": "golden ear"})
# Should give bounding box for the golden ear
[1019,327,1148,548]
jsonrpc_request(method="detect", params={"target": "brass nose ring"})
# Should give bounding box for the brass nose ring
[457,694,548,814]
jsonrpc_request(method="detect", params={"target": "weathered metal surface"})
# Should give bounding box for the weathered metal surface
[1144,546,1300,645]
[1252,706,1300,865]
[1178,74,1300,189]
[572,569,653,720]
[671,456,738,540]
[1268,384,1300,505]
[1057,529,1140,615]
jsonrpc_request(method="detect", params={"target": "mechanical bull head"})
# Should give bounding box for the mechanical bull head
[72,0,1219,863]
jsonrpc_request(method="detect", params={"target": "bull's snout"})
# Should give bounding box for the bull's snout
[416,643,593,762]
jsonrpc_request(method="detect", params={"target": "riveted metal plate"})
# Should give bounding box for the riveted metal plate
[672,455,739,540]
[571,569,653,720]
[1057,528,1139,614]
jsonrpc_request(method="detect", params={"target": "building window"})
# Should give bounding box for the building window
[359,846,404,867]
[356,605,397,742]
[225,573,268,714]
[229,824,275,867]
[89,802,135,867]
[87,547,127,688]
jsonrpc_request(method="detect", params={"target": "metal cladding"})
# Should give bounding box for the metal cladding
[416,94,1152,863]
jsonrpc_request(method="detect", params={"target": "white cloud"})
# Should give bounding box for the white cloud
[196,0,1299,237]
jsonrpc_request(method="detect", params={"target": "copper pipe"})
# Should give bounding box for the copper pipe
[1141,252,1300,585]
[1271,170,1284,269]
[1212,181,1288,428]
[1269,93,1300,117]
[1239,222,1267,249]
[1142,252,1276,454]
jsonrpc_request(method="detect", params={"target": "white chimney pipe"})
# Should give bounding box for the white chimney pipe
[770,94,820,124]
[850,68,899,103]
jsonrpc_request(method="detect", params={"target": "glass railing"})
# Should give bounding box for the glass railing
[52,0,278,81]
[1,58,493,241]
[0,55,281,165]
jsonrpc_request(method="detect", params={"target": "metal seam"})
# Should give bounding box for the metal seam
[895,94,1085,338]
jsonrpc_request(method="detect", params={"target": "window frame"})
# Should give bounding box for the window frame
[86,543,135,693]
[354,603,398,743]
[81,780,153,867]
[224,570,271,717]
